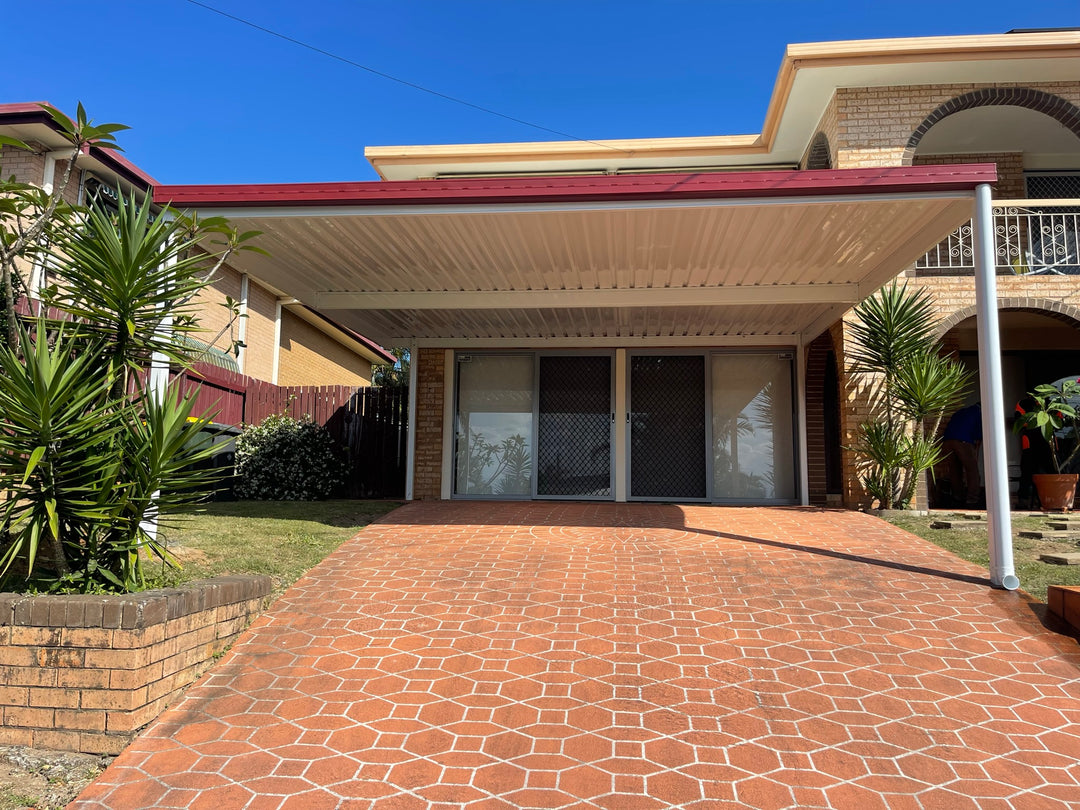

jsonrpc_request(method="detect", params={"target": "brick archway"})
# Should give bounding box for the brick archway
[935,298,1080,341]
[903,88,1080,165]
[805,132,832,170]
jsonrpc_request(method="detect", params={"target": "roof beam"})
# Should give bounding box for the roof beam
[314,283,862,311]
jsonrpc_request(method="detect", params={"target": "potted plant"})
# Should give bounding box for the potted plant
[1013,378,1080,511]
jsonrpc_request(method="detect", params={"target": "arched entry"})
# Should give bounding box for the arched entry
[934,303,1080,509]
[805,132,832,170]
[903,88,1080,165]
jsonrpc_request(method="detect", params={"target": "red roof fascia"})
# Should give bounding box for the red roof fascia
[154,164,996,209]
[0,101,157,188]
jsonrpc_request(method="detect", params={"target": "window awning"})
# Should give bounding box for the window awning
[154,164,994,345]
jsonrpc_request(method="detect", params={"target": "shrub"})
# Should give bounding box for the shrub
[234,414,348,500]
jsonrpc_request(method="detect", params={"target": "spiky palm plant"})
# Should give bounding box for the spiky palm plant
[848,282,972,509]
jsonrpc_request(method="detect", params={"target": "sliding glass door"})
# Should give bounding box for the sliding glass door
[710,353,796,501]
[454,352,613,499]
[537,355,613,498]
[453,350,797,503]
[455,354,535,496]
[629,354,708,499]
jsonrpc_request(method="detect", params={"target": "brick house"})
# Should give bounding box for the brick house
[62,29,1076,588]
[0,103,396,385]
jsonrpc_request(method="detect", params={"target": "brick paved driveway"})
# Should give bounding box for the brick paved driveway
[75,502,1080,809]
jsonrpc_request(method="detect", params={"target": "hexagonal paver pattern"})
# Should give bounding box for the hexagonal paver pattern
[74,503,1080,808]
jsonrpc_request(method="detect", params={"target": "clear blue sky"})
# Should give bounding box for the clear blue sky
[3,1,1077,184]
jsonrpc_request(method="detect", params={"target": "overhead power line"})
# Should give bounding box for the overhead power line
[182,0,631,154]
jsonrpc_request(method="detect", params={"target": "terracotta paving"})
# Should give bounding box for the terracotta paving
[74,502,1080,809]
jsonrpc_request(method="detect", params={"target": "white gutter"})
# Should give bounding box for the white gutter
[973,183,1018,591]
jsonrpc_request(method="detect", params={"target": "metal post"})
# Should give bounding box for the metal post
[972,183,1019,590]
[405,341,418,501]
[796,338,810,506]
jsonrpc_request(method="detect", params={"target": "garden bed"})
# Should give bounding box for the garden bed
[0,576,271,755]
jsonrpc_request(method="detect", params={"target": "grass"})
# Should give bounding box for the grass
[152,499,402,597]
[881,511,1080,601]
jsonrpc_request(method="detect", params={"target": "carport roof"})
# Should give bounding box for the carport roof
[154,164,994,345]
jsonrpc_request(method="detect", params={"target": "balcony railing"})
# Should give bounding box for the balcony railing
[915,199,1080,276]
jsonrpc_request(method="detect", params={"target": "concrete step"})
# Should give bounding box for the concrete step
[1039,553,1080,565]
[1019,530,1080,541]
[1045,520,1080,531]
[930,519,987,530]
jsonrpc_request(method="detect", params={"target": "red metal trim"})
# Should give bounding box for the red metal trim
[0,102,157,188]
[153,165,997,209]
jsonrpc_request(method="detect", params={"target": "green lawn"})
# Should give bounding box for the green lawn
[881,512,1080,602]
[154,500,402,597]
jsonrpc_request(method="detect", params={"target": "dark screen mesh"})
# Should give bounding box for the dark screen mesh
[537,356,612,497]
[630,355,707,499]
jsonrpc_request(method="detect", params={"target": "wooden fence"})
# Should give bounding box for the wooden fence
[179,364,407,498]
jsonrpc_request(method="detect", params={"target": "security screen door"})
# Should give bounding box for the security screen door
[629,354,708,499]
[536,355,613,497]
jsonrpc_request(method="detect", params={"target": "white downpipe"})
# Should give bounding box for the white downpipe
[405,341,418,501]
[973,183,1018,591]
[796,339,810,506]
[271,299,283,384]
[28,151,72,297]
[142,251,176,543]
[41,150,68,196]
[237,274,249,374]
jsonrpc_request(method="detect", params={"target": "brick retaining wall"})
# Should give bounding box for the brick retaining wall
[0,575,272,754]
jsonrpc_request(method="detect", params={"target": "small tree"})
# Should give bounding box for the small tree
[372,348,409,388]
[0,106,264,592]
[848,282,972,509]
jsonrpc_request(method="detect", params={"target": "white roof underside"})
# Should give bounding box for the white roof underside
[206,192,974,345]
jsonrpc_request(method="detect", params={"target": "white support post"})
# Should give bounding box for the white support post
[796,339,810,506]
[441,350,455,500]
[973,183,1019,590]
[405,341,419,501]
[614,349,628,502]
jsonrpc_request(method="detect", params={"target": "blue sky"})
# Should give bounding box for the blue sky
[3,1,1077,184]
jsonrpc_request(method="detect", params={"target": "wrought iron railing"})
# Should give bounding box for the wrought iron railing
[915,199,1080,275]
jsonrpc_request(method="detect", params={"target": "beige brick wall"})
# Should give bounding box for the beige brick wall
[413,348,446,500]
[276,310,374,387]
[818,80,1080,506]
[0,577,271,754]
[833,81,1080,168]
[244,280,278,381]
[912,152,1026,198]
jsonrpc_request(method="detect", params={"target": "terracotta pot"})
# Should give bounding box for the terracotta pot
[1033,473,1080,512]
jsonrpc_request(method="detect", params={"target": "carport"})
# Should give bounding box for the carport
[155,163,1017,588]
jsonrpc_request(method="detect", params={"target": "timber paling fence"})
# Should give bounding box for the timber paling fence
[179,364,408,498]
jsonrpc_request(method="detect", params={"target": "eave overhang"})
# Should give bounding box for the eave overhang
[153,164,994,346]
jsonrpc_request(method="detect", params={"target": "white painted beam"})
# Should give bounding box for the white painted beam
[414,334,799,349]
[315,284,862,311]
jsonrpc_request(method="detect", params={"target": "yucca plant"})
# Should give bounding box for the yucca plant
[848,282,972,509]
[0,123,263,590]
